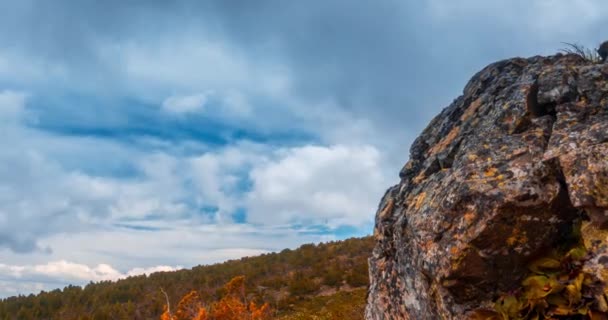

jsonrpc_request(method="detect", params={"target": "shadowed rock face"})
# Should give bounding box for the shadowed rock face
[366,54,608,319]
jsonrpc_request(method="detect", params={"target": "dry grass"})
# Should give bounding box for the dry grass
[560,42,601,63]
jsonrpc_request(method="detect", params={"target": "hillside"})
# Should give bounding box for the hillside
[0,236,373,320]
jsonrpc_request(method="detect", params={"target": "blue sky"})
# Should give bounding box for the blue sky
[1,0,608,297]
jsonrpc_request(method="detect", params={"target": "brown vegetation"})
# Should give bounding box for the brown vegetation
[161,276,271,320]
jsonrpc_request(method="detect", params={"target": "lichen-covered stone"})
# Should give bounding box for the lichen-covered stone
[366,54,608,319]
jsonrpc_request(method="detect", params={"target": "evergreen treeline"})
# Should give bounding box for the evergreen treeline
[0,236,373,320]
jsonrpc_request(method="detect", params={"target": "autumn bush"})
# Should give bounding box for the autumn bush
[161,276,271,320]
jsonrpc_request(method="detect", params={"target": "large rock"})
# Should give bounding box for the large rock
[366,54,608,319]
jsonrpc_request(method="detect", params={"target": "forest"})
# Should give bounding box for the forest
[0,237,373,319]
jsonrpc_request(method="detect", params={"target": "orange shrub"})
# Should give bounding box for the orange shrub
[161,276,272,320]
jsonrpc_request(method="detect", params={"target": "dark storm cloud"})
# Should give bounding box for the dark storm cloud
[4,1,607,143]
[0,1,171,61]
[199,0,608,131]
[1,0,608,169]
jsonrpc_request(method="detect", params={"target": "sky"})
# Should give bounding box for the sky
[1,0,608,298]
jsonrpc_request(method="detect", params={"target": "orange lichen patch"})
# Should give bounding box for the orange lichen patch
[420,239,437,252]
[582,221,608,282]
[378,198,395,219]
[506,235,518,246]
[427,127,460,156]
[484,167,498,177]
[467,154,478,161]
[449,246,469,271]
[413,172,426,184]
[402,160,415,171]
[506,228,528,246]
[463,212,476,224]
[467,172,481,180]
[442,279,459,288]
[450,246,460,256]
[461,98,484,122]
[502,113,515,125]
[582,221,608,252]
[413,192,427,210]
[373,226,383,241]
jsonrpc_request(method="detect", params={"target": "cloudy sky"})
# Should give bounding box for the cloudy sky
[0,0,607,297]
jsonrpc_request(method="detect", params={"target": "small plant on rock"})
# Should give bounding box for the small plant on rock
[560,42,602,63]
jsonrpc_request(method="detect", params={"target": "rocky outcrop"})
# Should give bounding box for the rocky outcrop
[366,54,608,319]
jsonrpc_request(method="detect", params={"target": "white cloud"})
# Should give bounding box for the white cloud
[184,143,390,227]
[0,51,69,89]
[246,144,389,227]
[120,39,251,95]
[0,90,27,123]
[34,222,311,271]
[0,94,386,256]
[0,89,233,253]
[162,93,209,114]
[161,90,254,119]
[188,144,267,222]
[0,91,388,298]
[0,105,383,254]
[0,146,194,252]
[0,281,46,298]
[30,261,123,282]
[0,260,179,297]
[0,221,333,297]
[221,90,252,117]
[113,37,292,105]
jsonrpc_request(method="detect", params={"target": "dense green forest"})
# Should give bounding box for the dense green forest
[0,237,373,320]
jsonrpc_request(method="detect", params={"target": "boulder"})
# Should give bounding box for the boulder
[366,54,608,319]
